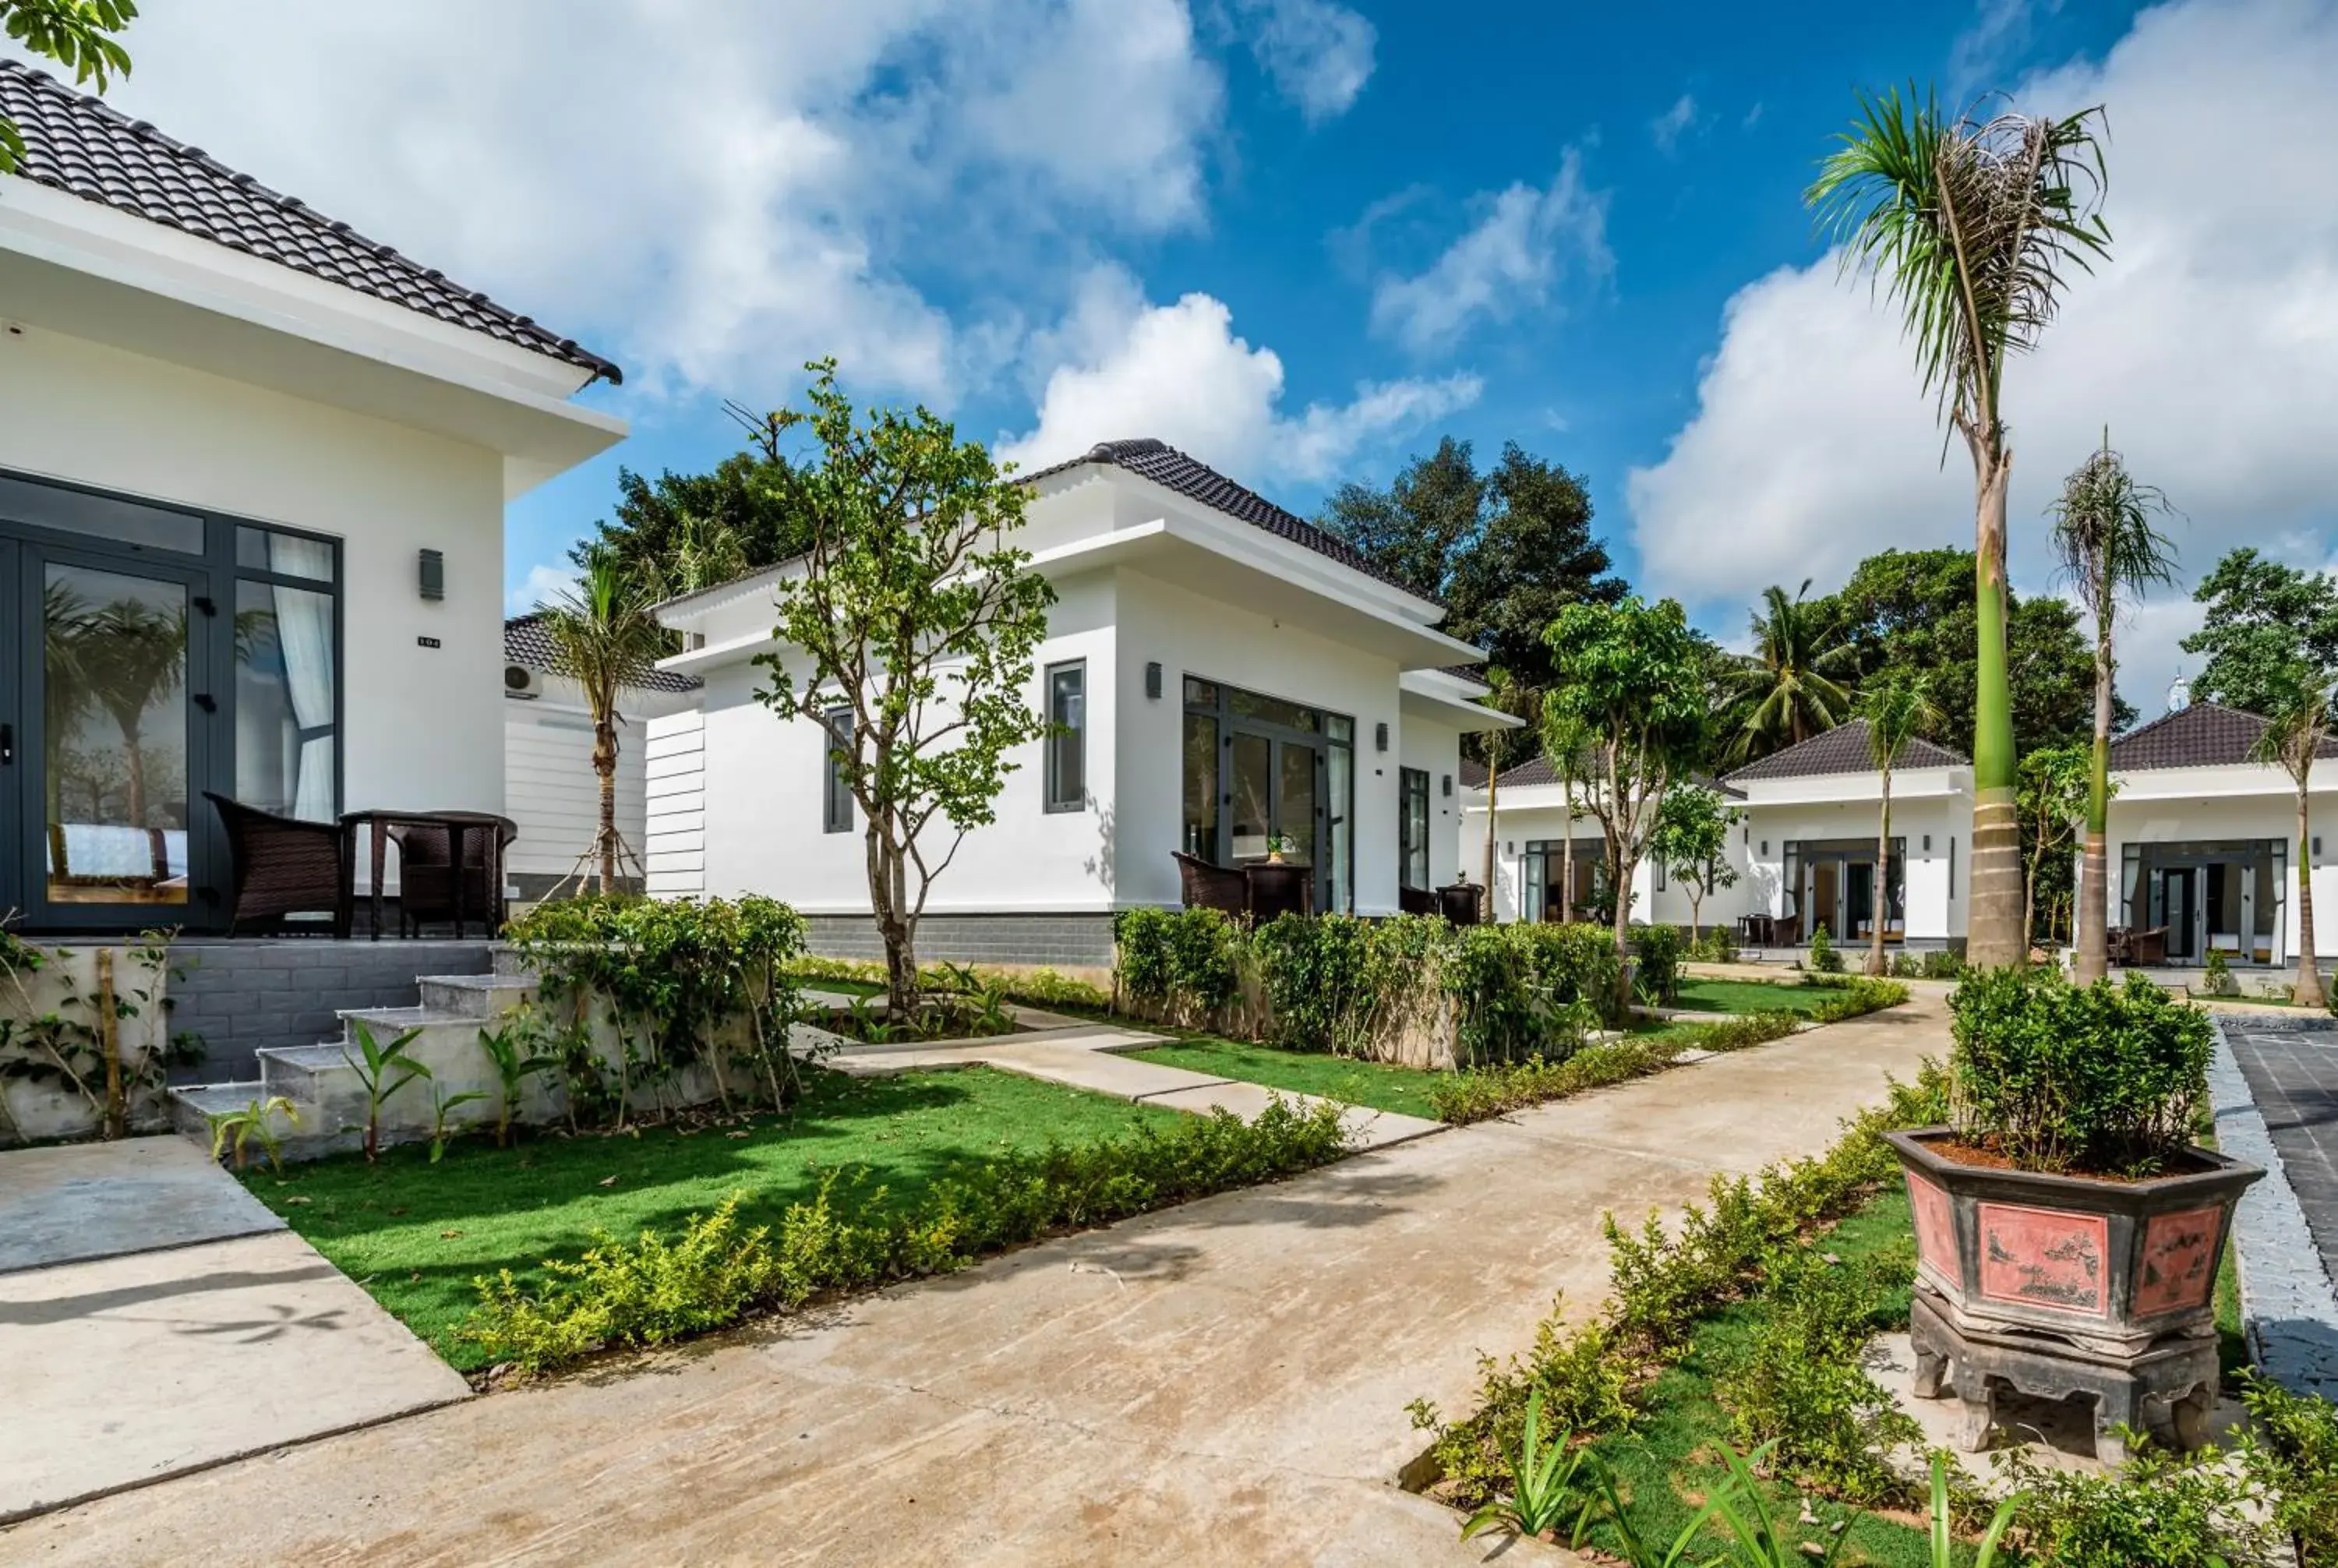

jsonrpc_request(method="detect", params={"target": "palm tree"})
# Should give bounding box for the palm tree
[1860,672,1941,976]
[1539,704,1597,923]
[540,550,669,894]
[1728,580,1856,761]
[2049,430,2178,984]
[1809,87,2110,969]
[2255,666,2331,1008]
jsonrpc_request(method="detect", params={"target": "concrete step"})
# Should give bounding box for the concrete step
[165,1080,338,1160]
[415,973,535,1018]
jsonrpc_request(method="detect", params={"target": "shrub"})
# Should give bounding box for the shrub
[1630,923,1686,1005]
[2202,948,2237,998]
[1922,948,1965,980]
[2002,1439,2274,1567]
[1114,907,1243,1025]
[1949,968,2211,1175]
[1429,1036,1683,1124]
[1251,913,1399,1054]
[464,1094,1351,1373]
[1806,976,1909,1023]
[1689,1011,1806,1052]
[2237,1372,2338,1564]
[1806,926,1842,973]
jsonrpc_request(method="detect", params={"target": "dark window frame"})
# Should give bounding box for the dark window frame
[1043,659,1086,814]
[1399,766,1430,891]
[821,705,855,834]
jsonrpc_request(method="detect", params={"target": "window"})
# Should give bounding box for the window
[1044,661,1085,811]
[1399,767,1430,890]
[821,707,854,833]
[234,527,341,821]
[1181,711,1218,856]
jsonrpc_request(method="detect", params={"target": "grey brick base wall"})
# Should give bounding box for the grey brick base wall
[168,939,494,1084]
[802,913,1117,969]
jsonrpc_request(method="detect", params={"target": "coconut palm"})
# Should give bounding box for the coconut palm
[1860,672,1941,976]
[2049,431,2178,983]
[539,549,669,894]
[1727,580,1856,761]
[2255,666,2332,1008]
[1809,87,2111,969]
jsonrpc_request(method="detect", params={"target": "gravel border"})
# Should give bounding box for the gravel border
[2210,1015,2338,1396]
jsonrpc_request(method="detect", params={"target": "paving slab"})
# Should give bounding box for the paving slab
[0,1136,284,1274]
[5,995,1944,1566]
[0,1228,471,1523]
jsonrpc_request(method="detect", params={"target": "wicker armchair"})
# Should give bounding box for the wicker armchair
[1436,881,1483,927]
[205,792,347,935]
[1246,862,1312,923]
[389,813,517,938]
[1173,851,1248,919]
[1398,885,1439,917]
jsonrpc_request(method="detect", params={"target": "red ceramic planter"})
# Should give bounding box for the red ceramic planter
[1885,1126,2263,1354]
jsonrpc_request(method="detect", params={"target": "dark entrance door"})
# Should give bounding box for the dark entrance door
[1227,727,1323,886]
[4,541,213,929]
[2160,867,2198,961]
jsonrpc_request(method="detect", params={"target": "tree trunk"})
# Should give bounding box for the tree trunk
[1870,769,1891,976]
[1967,448,2026,969]
[1559,782,1575,925]
[1612,849,1636,1019]
[1483,767,1499,922]
[2073,591,2115,984]
[594,718,619,895]
[868,814,920,1018]
[2298,775,2326,1008]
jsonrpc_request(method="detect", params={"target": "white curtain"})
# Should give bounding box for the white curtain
[270,535,337,821]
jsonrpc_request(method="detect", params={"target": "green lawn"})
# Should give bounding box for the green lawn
[240,1066,1183,1368]
[1671,977,1834,1016]
[1125,1037,1450,1118]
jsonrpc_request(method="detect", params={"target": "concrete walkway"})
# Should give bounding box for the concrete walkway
[828,1021,1449,1152]
[5,994,1947,1567]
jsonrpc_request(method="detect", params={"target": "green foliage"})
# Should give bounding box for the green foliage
[1632,923,1687,1006]
[790,954,1111,1014]
[1458,1387,1605,1545]
[1249,913,1402,1054]
[1443,922,1616,1065]
[2184,546,2338,713]
[463,1095,1351,1373]
[2019,742,2093,945]
[504,893,809,1124]
[535,547,671,892]
[0,923,192,1143]
[1112,907,1242,1025]
[0,2,137,172]
[2001,1436,2273,1566]
[342,1019,428,1164]
[1805,976,1910,1024]
[1807,925,1842,973]
[1722,580,1859,762]
[743,360,1055,1011]
[580,451,812,593]
[1931,1452,2022,1568]
[1923,949,1966,980]
[2236,1372,2338,1565]
[207,1094,298,1175]
[1429,1035,1686,1125]
[2203,948,2237,998]
[1651,789,1745,934]
[476,1019,562,1149]
[1948,967,2210,1174]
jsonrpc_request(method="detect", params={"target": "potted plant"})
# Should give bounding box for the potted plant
[1263,832,1294,866]
[1889,969,2261,1356]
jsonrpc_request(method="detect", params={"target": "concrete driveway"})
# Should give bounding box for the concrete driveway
[2,1001,1946,1566]
[0,1138,469,1524]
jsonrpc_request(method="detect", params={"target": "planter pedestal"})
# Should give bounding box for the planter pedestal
[1911,1284,2217,1463]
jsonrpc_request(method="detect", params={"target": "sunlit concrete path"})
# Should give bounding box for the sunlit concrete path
[2,994,1948,1568]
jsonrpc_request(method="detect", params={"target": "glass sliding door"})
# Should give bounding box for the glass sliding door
[1181,676,1348,913]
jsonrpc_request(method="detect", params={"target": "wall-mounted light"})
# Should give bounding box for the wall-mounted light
[2318,836,2326,858]
[1442,773,1453,797]
[1374,722,1389,752]
[1505,841,1515,855]
[1145,662,1163,700]
[1923,834,1933,853]
[1760,840,1769,856]
[418,548,445,602]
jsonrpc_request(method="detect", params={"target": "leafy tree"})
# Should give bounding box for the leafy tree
[2017,743,2091,954]
[580,451,813,595]
[539,548,669,893]
[1444,444,1623,691]
[1810,87,2111,969]
[744,361,1054,1014]
[1319,436,1483,601]
[2182,548,2338,715]
[1542,597,1710,1012]
[1651,785,1743,946]
[2049,433,2178,983]
[2253,665,2333,1008]
[0,1,135,171]
[1724,580,1857,761]
[1859,673,1941,975]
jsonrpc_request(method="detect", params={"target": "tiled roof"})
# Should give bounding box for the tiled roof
[1022,439,1429,600]
[2109,701,2338,771]
[0,58,621,383]
[504,615,698,694]
[1488,754,1743,798]
[1723,719,1965,784]
[1459,758,1488,789]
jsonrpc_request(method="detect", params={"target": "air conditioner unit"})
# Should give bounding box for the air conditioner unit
[504,663,544,700]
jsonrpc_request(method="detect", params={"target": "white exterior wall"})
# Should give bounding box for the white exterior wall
[1,318,508,821]
[644,709,706,895]
[1734,768,1969,943]
[2107,763,2338,962]
[503,674,697,882]
[1462,789,1662,925]
[1399,723,1465,892]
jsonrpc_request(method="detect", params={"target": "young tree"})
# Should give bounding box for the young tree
[0,1,136,171]
[2016,743,2091,955]
[1539,705,1598,923]
[745,362,1054,1014]
[1651,785,1744,947]
[1810,88,2110,969]
[1725,580,1857,761]
[539,549,668,894]
[1475,669,1538,915]
[1859,673,1942,976]
[1542,598,1710,1011]
[2048,433,2177,983]
[2255,665,2332,1008]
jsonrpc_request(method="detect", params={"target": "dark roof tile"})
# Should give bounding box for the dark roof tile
[1723,719,1965,783]
[0,59,620,383]
[1489,754,1742,798]
[2109,701,2337,771]
[505,614,698,694]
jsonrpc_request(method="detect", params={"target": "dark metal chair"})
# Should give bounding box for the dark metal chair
[1436,881,1483,927]
[2128,927,2169,967]
[1247,862,1312,923]
[205,791,348,935]
[389,812,517,938]
[1172,851,1248,920]
[1398,885,1439,917]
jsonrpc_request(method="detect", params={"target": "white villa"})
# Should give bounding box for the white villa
[645,439,1517,966]
[1464,700,2336,973]
[0,58,621,934]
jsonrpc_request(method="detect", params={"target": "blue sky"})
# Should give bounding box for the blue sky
[50,0,2338,712]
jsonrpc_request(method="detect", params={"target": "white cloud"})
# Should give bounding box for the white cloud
[57,0,1227,404]
[1950,0,2064,94]
[1651,93,1701,154]
[1369,150,1612,354]
[1000,267,1479,484]
[507,561,580,617]
[1231,0,1376,122]
[1628,0,2338,716]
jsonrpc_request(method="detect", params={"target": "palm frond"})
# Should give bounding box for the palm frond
[2049,432,2180,614]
